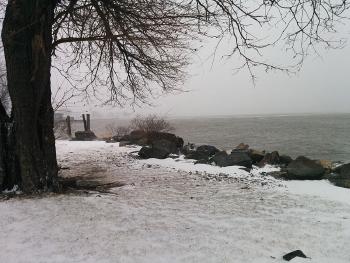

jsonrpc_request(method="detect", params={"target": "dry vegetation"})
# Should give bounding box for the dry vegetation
[105,124,130,138]
[130,115,174,133]
[104,115,174,138]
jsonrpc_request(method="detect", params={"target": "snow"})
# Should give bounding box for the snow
[1,140,350,263]
[136,149,350,206]
[285,180,350,206]
[139,155,279,178]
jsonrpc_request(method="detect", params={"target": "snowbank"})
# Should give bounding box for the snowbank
[285,180,350,205]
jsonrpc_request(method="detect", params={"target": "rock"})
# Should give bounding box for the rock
[185,151,210,161]
[282,250,308,261]
[138,136,182,159]
[135,138,148,146]
[194,159,209,164]
[138,146,153,158]
[248,149,265,164]
[176,137,185,149]
[119,141,131,147]
[152,139,178,155]
[111,135,122,142]
[227,152,252,168]
[280,155,293,166]
[185,145,219,161]
[196,145,220,156]
[120,130,146,143]
[119,134,130,141]
[211,151,229,166]
[147,131,184,149]
[74,130,97,141]
[285,156,325,180]
[121,130,184,152]
[129,130,148,142]
[138,146,170,159]
[316,159,333,170]
[267,170,288,179]
[330,178,350,189]
[258,151,280,167]
[333,163,350,177]
[234,143,249,151]
[212,151,252,168]
[181,143,196,155]
[329,163,350,189]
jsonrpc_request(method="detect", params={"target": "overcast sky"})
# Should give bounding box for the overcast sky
[53,26,350,119]
[150,43,350,117]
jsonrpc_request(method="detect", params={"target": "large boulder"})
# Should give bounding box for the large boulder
[258,151,280,167]
[152,139,178,155]
[120,130,147,144]
[248,149,265,164]
[211,151,229,166]
[138,136,182,159]
[129,130,148,141]
[231,144,265,165]
[185,145,219,161]
[74,131,97,141]
[111,135,122,142]
[118,130,147,144]
[185,151,210,161]
[280,154,293,166]
[211,151,252,168]
[338,163,350,177]
[138,145,170,159]
[332,163,349,175]
[181,143,196,155]
[227,152,252,168]
[234,143,249,151]
[120,130,151,145]
[285,156,325,180]
[329,163,350,189]
[147,132,184,150]
[329,177,350,189]
[121,131,184,153]
[197,145,220,156]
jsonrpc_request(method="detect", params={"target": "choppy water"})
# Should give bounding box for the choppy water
[170,114,350,162]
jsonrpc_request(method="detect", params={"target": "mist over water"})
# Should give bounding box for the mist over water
[170,114,350,162]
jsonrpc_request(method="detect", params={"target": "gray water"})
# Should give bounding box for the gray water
[170,114,350,163]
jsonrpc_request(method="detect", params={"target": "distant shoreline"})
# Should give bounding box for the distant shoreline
[87,112,350,121]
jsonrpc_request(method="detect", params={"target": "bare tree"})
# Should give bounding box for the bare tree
[51,85,76,113]
[130,115,174,133]
[0,0,349,193]
[0,61,9,113]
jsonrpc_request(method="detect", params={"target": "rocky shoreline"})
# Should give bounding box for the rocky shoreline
[106,130,350,189]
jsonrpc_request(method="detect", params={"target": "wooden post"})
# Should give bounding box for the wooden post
[82,114,87,131]
[87,114,91,131]
[66,115,72,137]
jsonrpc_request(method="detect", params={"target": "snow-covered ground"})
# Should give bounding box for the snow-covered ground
[1,140,350,263]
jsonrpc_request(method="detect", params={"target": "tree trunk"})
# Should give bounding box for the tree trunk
[1,0,59,193]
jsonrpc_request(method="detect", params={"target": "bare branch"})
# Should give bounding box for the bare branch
[50,0,350,105]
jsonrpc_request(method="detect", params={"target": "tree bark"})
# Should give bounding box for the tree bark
[1,0,59,193]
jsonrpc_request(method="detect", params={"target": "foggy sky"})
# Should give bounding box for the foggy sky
[53,29,350,119]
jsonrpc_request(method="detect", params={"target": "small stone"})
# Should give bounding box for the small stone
[282,250,308,261]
